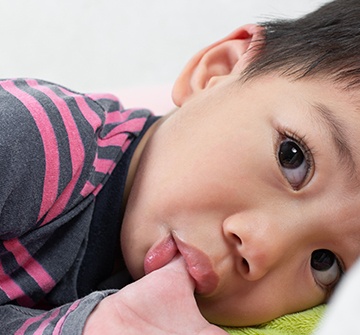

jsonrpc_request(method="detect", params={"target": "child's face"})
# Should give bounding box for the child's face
[121,73,360,326]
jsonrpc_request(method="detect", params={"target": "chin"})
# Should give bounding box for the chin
[196,298,277,327]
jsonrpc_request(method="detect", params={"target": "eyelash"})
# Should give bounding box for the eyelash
[276,128,315,189]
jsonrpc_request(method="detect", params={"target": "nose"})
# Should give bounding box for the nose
[223,212,298,281]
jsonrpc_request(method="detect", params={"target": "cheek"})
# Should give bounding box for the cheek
[146,100,276,210]
[196,270,325,327]
[138,125,278,228]
[139,134,234,211]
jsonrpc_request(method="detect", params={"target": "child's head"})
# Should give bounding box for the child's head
[121,0,360,327]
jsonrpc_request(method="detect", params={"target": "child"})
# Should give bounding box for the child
[1,0,360,333]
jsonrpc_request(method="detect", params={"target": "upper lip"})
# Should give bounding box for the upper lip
[172,231,219,295]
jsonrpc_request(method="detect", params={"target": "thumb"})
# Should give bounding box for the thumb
[152,254,196,291]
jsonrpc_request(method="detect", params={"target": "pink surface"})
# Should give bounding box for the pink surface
[116,84,175,116]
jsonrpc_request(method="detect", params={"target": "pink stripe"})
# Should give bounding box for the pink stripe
[122,138,132,153]
[79,137,131,198]
[15,300,80,335]
[85,92,124,111]
[53,300,81,334]
[14,314,44,335]
[79,158,117,198]
[103,109,135,125]
[118,108,135,119]
[79,159,116,197]
[33,308,60,335]
[0,81,60,222]
[86,92,118,102]
[80,180,95,197]
[104,118,147,140]
[60,87,102,132]
[59,86,146,199]
[0,261,26,301]
[98,133,128,147]
[4,239,56,293]
[104,110,123,124]
[92,184,104,197]
[26,80,86,226]
[93,157,116,174]
[41,163,84,226]
[79,135,131,198]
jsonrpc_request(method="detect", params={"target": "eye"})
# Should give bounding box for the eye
[311,249,343,290]
[277,136,313,189]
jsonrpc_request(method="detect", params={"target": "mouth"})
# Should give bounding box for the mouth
[143,234,178,275]
[144,232,219,295]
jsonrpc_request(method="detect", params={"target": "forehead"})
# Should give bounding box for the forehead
[245,75,360,166]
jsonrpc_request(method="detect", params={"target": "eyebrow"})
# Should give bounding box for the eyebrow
[310,103,359,185]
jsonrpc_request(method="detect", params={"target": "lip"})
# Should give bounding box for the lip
[144,234,178,275]
[144,232,219,295]
[172,232,219,295]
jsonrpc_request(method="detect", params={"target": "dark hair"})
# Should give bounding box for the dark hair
[243,0,360,89]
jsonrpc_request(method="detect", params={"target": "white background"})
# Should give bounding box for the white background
[0,0,328,93]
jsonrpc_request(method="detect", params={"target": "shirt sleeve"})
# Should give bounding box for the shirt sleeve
[0,79,150,239]
[0,290,116,335]
[0,78,151,334]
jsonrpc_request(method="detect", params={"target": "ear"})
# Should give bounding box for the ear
[172,24,263,106]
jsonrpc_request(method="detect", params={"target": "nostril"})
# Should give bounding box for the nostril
[242,258,250,273]
[232,233,242,245]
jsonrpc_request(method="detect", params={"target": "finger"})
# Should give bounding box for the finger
[151,254,196,290]
[161,253,187,272]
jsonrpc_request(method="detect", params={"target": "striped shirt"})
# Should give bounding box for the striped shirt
[0,79,153,334]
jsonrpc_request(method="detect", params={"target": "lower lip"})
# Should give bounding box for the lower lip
[143,233,219,295]
[144,235,178,275]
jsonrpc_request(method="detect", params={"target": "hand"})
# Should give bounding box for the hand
[83,255,228,335]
